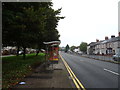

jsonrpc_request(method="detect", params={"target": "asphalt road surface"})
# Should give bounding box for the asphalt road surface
[60,51,120,88]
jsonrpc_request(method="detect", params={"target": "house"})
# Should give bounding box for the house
[2,46,17,55]
[101,35,120,55]
[87,42,96,55]
[74,48,79,52]
[87,32,120,55]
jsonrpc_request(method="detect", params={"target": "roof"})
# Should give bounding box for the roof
[88,36,120,46]
[102,36,120,44]
[88,42,96,46]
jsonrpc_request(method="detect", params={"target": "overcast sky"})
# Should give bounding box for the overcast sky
[52,0,120,47]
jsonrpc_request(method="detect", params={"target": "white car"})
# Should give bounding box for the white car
[19,51,23,55]
[113,53,120,61]
[77,51,83,55]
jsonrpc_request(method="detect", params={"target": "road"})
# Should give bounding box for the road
[60,51,120,88]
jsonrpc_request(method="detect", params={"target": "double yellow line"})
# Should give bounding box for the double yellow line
[59,54,85,90]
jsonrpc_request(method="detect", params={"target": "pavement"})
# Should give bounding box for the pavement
[81,54,113,61]
[12,57,76,89]
[69,52,119,64]
[1,55,15,57]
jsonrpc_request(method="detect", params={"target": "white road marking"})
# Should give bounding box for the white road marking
[104,68,119,76]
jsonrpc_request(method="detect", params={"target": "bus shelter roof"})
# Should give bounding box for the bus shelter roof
[43,41,60,45]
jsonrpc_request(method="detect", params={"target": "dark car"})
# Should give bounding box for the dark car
[112,53,120,61]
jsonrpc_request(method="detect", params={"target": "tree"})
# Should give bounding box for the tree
[70,46,76,52]
[79,42,87,53]
[65,44,70,52]
[2,2,64,58]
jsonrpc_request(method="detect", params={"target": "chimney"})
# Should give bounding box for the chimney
[119,32,120,37]
[96,39,99,42]
[111,35,115,38]
[105,36,108,40]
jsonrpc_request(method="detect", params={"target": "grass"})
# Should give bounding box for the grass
[2,53,45,88]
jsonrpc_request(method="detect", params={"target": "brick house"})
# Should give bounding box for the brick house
[87,32,120,55]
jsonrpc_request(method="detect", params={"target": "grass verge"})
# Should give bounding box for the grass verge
[2,53,45,88]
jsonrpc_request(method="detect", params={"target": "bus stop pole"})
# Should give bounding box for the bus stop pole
[52,46,54,70]
[45,45,48,68]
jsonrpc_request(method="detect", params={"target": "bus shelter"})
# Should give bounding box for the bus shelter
[43,41,60,64]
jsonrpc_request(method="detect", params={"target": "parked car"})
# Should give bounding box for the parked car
[19,51,23,55]
[2,50,10,55]
[77,51,83,55]
[112,53,120,61]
